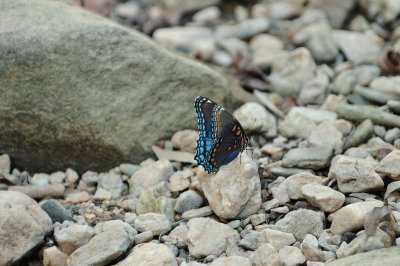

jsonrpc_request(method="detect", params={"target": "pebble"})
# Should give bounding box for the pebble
[98,172,124,199]
[134,213,171,235]
[81,171,98,186]
[43,246,68,266]
[65,168,79,186]
[343,119,374,150]
[134,231,154,245]
[321,94,347,111]
[332,30,381,65]
[299,73,329,105]
[285,173,323,200]
[210,256,251,266]
[376,150,400,180]
[0,154,11,174]
[54,222,94,255]
[234,18,270,40]
[198,153,261,219]
[40,199,73,223]
[278,109,317,139]
[239,231,260,250]
[8,184,65,199]
[233,102,277,137]
[279,246,307,266]
[384,127,400,143]
[129,159,174,197]
[388,100,400,114]
[370,76,400,96]
[308,121,344,154]
[48,171,65,185]
[267,209,325,241]
[328,200,384,234]
[93,187,113,200]
[171,129,198,153]
[163,224,188,247]
[249,243,280,266]
[119,163,140,176]
[192,6,220,24]
[175,190,204,213]
[328,155,383,193]
[65,191,90,203]
[94,220,137,238]
[301,183,345,212]
[0,191,53,265]
[335,105,400,128]
[250,213,266,226]
[68,227,135,266]
[258,229,296,250]
[30,173,50,186]
[282,147,333,170]
[167,170,191,192]
[182,206,213,220]
[187,217,238,258]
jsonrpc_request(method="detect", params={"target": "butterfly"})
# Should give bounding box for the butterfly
[194,96,249,173]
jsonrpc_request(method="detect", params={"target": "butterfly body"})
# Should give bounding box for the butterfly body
[194,96,249,173]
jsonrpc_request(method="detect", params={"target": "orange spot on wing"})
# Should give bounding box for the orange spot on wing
[236,129,241,136]
[232,124,237,131]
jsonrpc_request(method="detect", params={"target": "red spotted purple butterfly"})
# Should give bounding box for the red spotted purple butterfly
[194,96,249,173]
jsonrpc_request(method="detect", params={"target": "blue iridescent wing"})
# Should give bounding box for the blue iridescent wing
[194,96,218,172]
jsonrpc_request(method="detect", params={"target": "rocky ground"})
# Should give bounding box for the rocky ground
[1,0,400,265]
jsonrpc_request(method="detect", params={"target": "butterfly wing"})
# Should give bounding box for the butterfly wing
[194,96,218,172]
[208,105,248,170]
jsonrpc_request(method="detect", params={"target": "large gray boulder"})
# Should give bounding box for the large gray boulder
[0,0,228,172]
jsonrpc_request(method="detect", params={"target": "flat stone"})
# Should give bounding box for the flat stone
[258,229,296,251]
[267,209,325,241]
[343,119,374,150]
[198,153,261,219]
[301,183,345,212]
[134,231,154,245]
[0,191,53,265]
[376,150,400,180]
[336,105,400,128]
[326,246,400,266]
[328,200,384,235]
[117,242,177,266]
[370,76,400,96]
[68,227,134,266]
[308,121,344,154]
[285,173,323,200]
[210,256,251,266]
[134,213,171,235]
[8,184,65,199]
[328,155,384,193]
[282,147,333,170]
[182,206,213,220]
[187,217,238,258]
[65,191,90,203]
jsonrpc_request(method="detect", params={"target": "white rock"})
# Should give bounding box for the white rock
[98,172,124,199]
[30,173,50,186]
[250,243,280,266]
[308,121,344,154]
[193,6,221,23]
[376,150,400,180]
[0,191,53,265]
[199,153,261,219]
[210,256,251,266]
[117,242,177,266]
[301,183,345,212]
[279,246,306,266]
[285,173,323,200]
[0,154,11,174]
[54,222,94,255]
[68,227,135,266]
[328,155,384,193]
[187,217,238,258]
[134,213,171,235]
[43,246,68,266]
[258,229,296,250]
[129,159,174,197]
[233,102,277,137]
[328,200,384,234]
